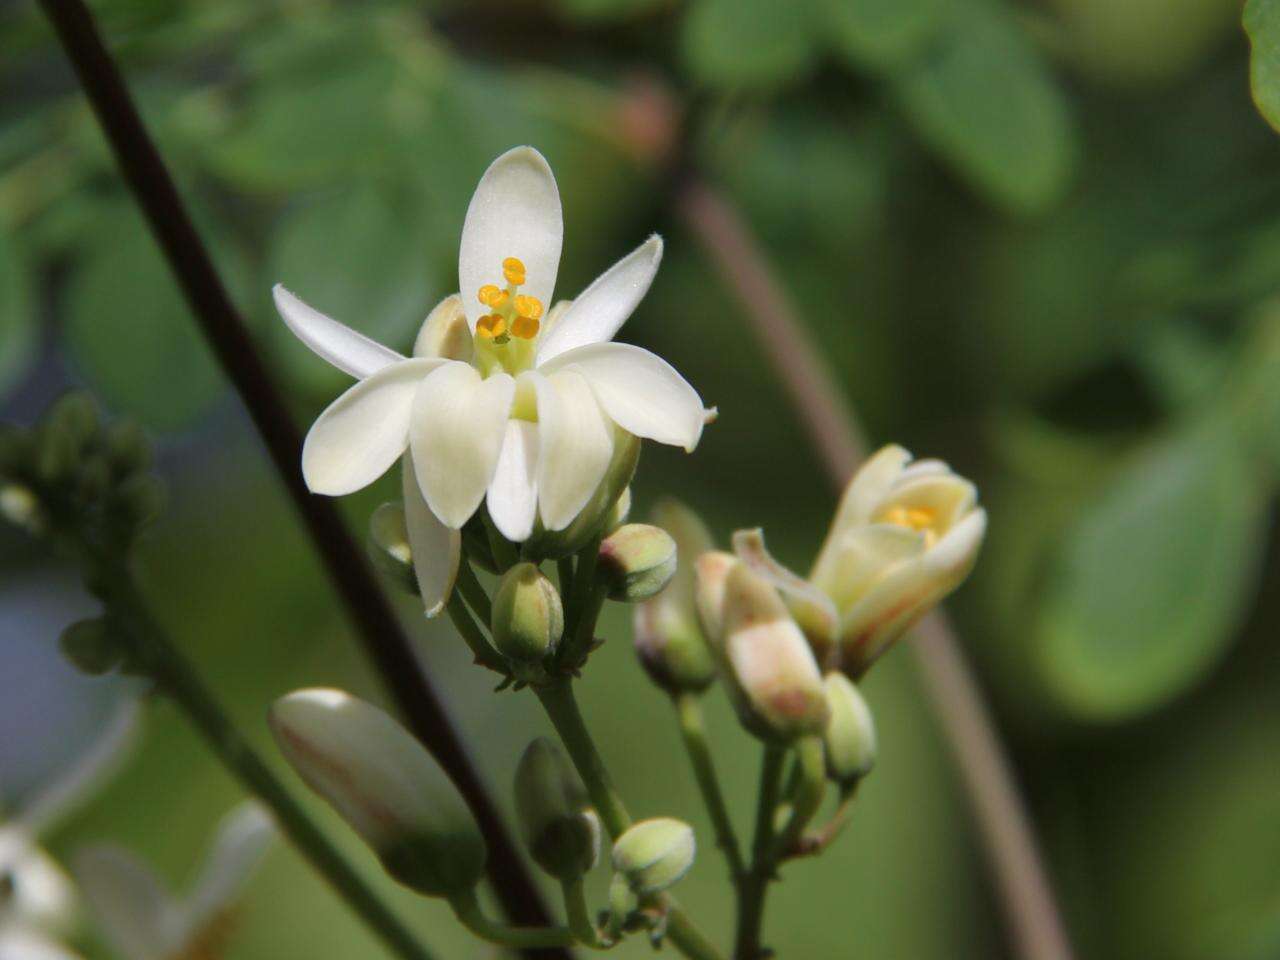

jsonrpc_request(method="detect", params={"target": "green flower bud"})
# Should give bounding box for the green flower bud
[270,689,486,898]
[611,818,696,896]
[491,563,563,680]
[598,524,677,602]
[367,502,417,594]
[633,501,718,693]
[108,474,165,535]
[103,420,152,479]
[823,673,877,785]
[513,738,600,881]
[59,617,123,676]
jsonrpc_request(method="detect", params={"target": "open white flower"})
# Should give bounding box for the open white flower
[276,146,710,615]
[73,802,274,960]
[731,445,986,677]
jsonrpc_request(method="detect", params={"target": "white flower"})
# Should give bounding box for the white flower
[275,146,711,615]
[1,701,139,958]
[731,445,987,676]
[73,802,274,960]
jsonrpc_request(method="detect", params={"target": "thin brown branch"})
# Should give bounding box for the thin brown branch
[678,177,1075,960]
[35,2,564,953]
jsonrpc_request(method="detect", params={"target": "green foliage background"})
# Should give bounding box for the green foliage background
[3,0,1280,957]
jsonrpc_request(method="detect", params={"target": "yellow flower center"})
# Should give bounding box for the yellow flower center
[475,257,543,345]
[884,505,939,547]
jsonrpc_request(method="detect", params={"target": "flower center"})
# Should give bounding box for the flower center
[475,257,544,344]
[883,505,938,547]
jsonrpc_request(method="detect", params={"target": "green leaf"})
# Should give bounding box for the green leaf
[681,0,817,88]
[266,183,442,395]
[894,0,1077,214]
[1245,0,1280,133]
[1037,426,1267,720]
[0,225,36,398]
[555,0,665,21]
[820,0,947,72]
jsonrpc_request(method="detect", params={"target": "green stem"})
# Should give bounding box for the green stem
[557,535,606,672]
[445,593,508,675]
[562,875,611,949]
[769,736,826,864]
[448,888,575,949]
[734,744,785,960]
[102,568,437,960]
[454,559,493,628]
[791,782,859,860]
[673,693,744,881]
[557,557,575,604]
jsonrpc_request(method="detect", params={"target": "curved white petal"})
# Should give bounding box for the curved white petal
[0,927,84,960]
[811,523,926,612]
[402,454,461,616]
[409,365,515,528]
[535,236,663,363]
[74,846,182,960]
[302,358,446,496]
[541,342,706,452]
[412,294,473,363]
[0,833,77,935]
[811,444,911,582]
[273,285,404,379]
[524,370,614,531]
[184,803,274,936]
[458,147,562,331]
[487,421,539,543]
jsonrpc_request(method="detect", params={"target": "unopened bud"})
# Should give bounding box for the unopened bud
[368,502,417,594]
[103,421,152,479]
[598,524,676,602]
[414,295,474,363]
[707,560,829,742]
[491,563,563,679]
[822,673,876,785]
[108,474,165,534]
[633,500,717,693]
[0,484,43,534]
[612,818,695,896]
[692,551,737,646]
[269,689,486,898]
[59,617,123,676]
[513,738,600,881]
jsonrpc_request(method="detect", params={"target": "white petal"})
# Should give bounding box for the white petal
[540,342,706,451]
[731,528,838,647]
[525,370,614,531]
[412,294,473,363]
[812,523,926,612]
[535,236,663,363]
[810,444,911,584]
[458,147,562,331]
[409,365,515,528]
[402,454,461,617]
[74,846,183,960]
[273,285,404,379]
[302,358,446,496]
[487,421,539,543]
[184,803,275,936]
[0,927,84,960]
[0,833,77,935]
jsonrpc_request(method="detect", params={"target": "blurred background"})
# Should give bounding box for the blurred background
[3,0,1280,957]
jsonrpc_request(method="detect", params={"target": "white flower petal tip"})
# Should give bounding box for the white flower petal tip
[186,802,275,932]
[272,284,405,380]
[402,454,461,617]
[536,235,665,364]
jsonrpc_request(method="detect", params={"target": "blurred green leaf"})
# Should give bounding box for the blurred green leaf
[266,183,443,394]
[1037,425,1266,720]
[555,0,666,22]
[1245,0,1280,133]
[682,0,816,88]
[895,0,1077,214]
[0,224,36,398]
[821,0,946,72]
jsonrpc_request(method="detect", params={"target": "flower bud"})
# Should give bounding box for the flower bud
[0,483,43,535]
[633,500,717,693]
[598,524,677,602]
[692,550,737,645]
[413,295,473,363]
[103,420,152,479]
[822,673,876,785]
[269,689,486,898]
[367,502,417,595]
[107,474,165,539]
[35,393,98,481]
[706,560,829,742]
[60,617,123,676]
[513,738,600,881]
[611,818,695,896]
[491,563,563,679]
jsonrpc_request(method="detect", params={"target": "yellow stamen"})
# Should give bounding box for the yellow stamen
[884,505,938,546]
[476,314,508,339]
[513,294,543,320]
[511,314,540,339]
[477,284,507,308]
[502,257,527,285]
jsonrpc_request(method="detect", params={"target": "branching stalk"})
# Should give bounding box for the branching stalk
[449,889,575,949]
[673,693,744,881]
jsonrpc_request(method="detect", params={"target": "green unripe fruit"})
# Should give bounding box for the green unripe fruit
[513,738,600,881]
[491,563,563,679]
[598,524,677,602]
[612,817,696,896]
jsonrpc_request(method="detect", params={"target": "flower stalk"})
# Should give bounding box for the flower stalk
[673,693,744,882]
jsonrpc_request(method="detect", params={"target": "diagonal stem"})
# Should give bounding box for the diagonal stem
[677,177,1075,960]
[673,693,744,882]
[34,2,565,953]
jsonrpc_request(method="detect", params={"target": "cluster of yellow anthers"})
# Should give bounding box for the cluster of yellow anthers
[882,505,939,547]
[475,256,544,342]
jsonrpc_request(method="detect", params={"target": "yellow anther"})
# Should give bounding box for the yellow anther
[511,314,540,340]
[476,314,508,339]
[514,294,544,320]
[884,505,936,531]
[502,257,527,285]
[477,284,507,308]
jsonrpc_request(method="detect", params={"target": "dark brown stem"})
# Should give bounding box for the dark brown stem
[678,178,1075,960]
[35,3,564,954]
